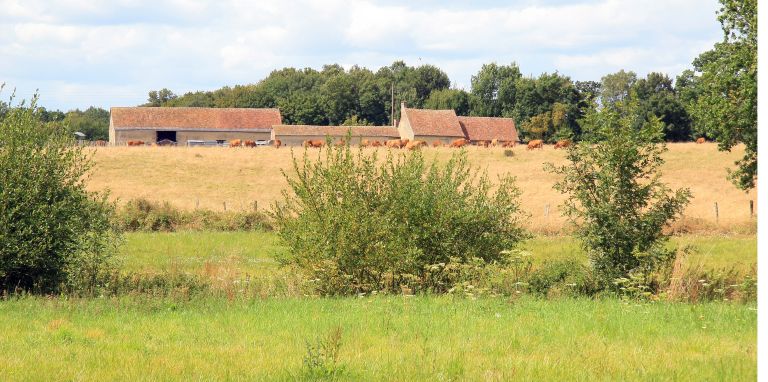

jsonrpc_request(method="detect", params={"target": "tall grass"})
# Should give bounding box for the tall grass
[0,296,756,380]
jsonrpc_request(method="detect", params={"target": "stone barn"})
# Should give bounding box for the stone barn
[397,103,466,145]
[109,107,282,145]
[458,116,519,144]
[271,125,400,146]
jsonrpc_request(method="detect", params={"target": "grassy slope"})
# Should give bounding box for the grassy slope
[117,232,757,275]
[0,297,756,381]
[88,143,757,233]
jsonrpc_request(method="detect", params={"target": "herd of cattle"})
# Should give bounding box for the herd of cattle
[119,137,708,149]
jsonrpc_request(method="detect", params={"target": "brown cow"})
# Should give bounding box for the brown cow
[527,139,544,150]
[243,140,256,148]
[334,139,346,147]
[432,140,443,147]
[127,140,144,146]
[371,140,382,147]
[696,137,706,144]
[477,140,491,148]
[450,139,469,148]
[491,138,499,147]
[405,140,427,150]
[273,139,282,148]
[361,139,371,147]
[229,139,242,147]
[554,139,571,149]
[303,140,324,148]
[385,139,403,148]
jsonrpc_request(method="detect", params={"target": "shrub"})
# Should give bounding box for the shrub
[271,142,528,295]
[0,94,118,293]
[115,198,271,232]
[527,260,599,298]
[547,101,691,288]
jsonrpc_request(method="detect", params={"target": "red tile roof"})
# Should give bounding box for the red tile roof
[458,116,518,142]
[111,107,281,130]
[272,125,400,137]
[402,107,465,137]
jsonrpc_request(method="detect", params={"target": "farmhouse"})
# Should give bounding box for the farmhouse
[397,103,466,144]
[109,107,281,145]
[458,116,518,144]
[271,125,400,146]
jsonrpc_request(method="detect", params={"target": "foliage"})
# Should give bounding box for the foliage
[423,88,472,116]
[300,327,346,380]
[116,198,271,232]
[687,0,757,189]
[547,101,691,286]
[271,142,528,295]
[599,70,637,108]
[469,62,521,117]
[0,95,119,293]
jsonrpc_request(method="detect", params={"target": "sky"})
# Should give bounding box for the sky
[0,0,724,111]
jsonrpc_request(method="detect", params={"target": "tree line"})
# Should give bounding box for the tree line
[2,0,753,189]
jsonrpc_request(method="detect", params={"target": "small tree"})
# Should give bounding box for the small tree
[271,140,528,295]
[547,101,691,287]
[0,94,118,293]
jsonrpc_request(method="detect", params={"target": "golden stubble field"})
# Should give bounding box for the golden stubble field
[88,143,756,233]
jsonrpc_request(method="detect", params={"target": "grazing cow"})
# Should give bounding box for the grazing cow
[273,139,282,148]
[127,140,144,146]
[527,139,544,150]
[229,139,242,147]
[491,139,499,147]
[405,140,427,150]
[303,140,324,148]
[501,141,516,148]
[361,139,371,147]
[554,139,571,149]
[334,139,346,147]
[450,139,469,148]
[371,140,382,147]
[432,141,443,147]
[696,137,706,144]
[243,140,256,148]
[477,140,491,148]
[386,139,404,148]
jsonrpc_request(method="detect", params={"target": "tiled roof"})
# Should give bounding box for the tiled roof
[272,125,400,137]
[402,107,465,137]
[458,116,518,142]
[111,107,281,130]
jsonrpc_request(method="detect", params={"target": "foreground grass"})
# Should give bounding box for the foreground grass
[118,232,757,275]
[0,296,755,381]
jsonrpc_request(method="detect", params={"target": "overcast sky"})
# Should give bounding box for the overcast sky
[1,0,723,111]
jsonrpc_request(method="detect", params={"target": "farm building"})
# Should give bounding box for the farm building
[109,107,282,145]
[271,125,400,146]
[458,116,518,144]
[397,103,467,144]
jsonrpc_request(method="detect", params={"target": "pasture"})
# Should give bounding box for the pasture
[0,296,756,381]
[88,143,756,233]
[117,232,757,275]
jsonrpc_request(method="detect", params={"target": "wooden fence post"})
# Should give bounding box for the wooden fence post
[750,200,754,218]
[196,198,199,209]
[713,202,719,224]
[544,204,550,218]
[223,201,227,211]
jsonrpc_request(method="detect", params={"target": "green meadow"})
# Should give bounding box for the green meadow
[0,296,756,381]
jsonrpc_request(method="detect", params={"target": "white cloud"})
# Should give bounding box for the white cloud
[0,0,723,110]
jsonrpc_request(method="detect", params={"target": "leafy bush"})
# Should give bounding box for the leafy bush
[0,95,118,293]
[115,198,271,232]
[547,101,691,288]
[271,143,528,295]
[527,260,599,298]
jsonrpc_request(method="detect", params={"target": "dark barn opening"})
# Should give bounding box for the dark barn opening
[157,131,177,142]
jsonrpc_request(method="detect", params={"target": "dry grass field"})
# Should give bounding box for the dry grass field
[88,142,756,233]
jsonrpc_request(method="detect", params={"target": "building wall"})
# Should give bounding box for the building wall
[112,130,271,145]
[397,110,415,140]
[275,135,401,147]
[414,136,463,145]
[177,131,270,143]
[114,130,156,145]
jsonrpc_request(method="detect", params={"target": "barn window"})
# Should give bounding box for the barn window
[157,131,176,142]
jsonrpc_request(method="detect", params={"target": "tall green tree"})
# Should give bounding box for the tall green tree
[469,63,521,117]
[689,0,757,189]
[423,89,471,116]
[600,70,637,108]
